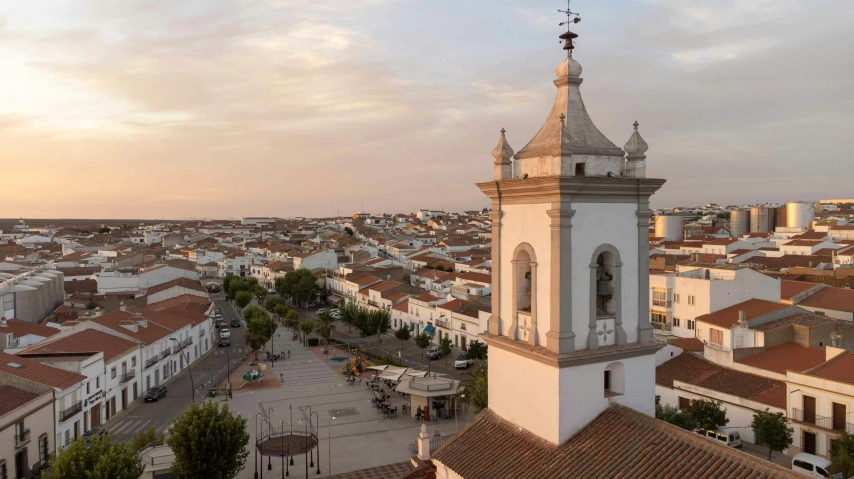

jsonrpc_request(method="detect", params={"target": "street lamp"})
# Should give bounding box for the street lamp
[254,413,264,479]
[455,394,465,432]
[328,416,336,477]
[311,411,320,474]
[170,337,195,404]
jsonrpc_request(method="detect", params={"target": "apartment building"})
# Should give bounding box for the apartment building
[0,381,54,479]
[649,263,781,338]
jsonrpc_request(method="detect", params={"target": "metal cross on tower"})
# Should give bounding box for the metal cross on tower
[558,0,581,53]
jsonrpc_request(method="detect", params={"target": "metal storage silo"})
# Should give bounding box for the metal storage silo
[775,206,788,228]
[22,278,50,321]
[11,284,38,323]
[750,206,774,233]
[655,215,683,241]
[729,210,749,238]
[787,202,816,230]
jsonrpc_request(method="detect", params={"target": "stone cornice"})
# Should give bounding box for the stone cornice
[477,176,666,204]
[481,333,663,369]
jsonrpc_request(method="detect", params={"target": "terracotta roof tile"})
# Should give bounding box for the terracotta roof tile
[0,351,86,389]
[145,277,207,296]
[21,329,137,363]
[432,406,798,479]
[0,385,44,416]
[736,342,827,375]
[798,287,854,313]
[656,353,786,409]
[325,461,414,479]
[780,280,820,301]
[0,319,60,339]
[803,351,854,385]
[695,299,791,329]
[666,337,704,351]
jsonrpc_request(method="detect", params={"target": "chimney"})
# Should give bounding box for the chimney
[808,261,814,268]
[119,301,127,312]
[738,310,747,325]
[0,317,6,326]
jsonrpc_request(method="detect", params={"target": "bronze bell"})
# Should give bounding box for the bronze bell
[597,279,613,297]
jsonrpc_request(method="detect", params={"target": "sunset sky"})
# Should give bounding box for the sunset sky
[1,0,852,219]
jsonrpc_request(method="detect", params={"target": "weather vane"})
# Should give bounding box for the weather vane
[558,0,581,53]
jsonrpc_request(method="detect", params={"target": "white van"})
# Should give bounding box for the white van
[693,427,742,448]
[791,453,832,478]
[220,328,231,339]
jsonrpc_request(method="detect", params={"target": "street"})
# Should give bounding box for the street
[108,295,247,442]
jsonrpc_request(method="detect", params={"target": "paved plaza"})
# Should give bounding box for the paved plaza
[228,330,473,478]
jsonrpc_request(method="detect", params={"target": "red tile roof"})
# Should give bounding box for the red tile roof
[666,337,704,351]
[798,287,854,313]
[735,343,827,375]
[0,385,44,417]
[0,351,86,389]
[0,319,60,339]
[803,351,854,385]
[145,277,207,296]
[432,405,798,479]
[21,329,137,363]
[780,280,820,301]
[695,299,791,329]
[656,353,786,409]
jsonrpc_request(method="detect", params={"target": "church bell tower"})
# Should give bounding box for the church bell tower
[479,21,665,445]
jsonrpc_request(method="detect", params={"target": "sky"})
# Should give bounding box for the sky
[1,0,852,219]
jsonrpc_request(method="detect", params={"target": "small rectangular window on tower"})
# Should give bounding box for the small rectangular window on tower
[575,163,586,176]
[604,370,611,391]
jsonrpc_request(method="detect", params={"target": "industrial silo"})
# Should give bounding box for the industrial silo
[729,210,749,238]
[750,206,774,233]
[655,215,683,241]
[775,206,788,228]
[787,201,816,230]
[22,278,51,321]
[10,284,38,323]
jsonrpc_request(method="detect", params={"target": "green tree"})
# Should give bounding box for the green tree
[285,310,299,330]
[244,307,275,360]
[751,408,794,461]
[46,436,144,479]
[691,399,729,431]
[234,291,252,309]
[315,312,336,353]
[344,227,354,236]
[414,332,431,367]
[131,427,165,452]
[98,226,111,234]
[265,296,285,313]
[253,284,267,301]
[338,301,359,333]
[655,403,696,431]
[366,309,391,346]
[224,277,249,301]
[467,340,488,361]
[831,432,854,479]
[167,401,249,479]
[247,277,259,288]
[440,337,453,365]
[273,304,289,319]
[275,269,319,308]
[394,325,411,353]
[460,362,488,413]
[299,319,315,346]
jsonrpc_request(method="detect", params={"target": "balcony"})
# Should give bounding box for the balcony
[436,319,451,329]
[705,342,725,351]
[187,336,194,345]
[652,322,672,333]
[120,369,136,383]
[791,408,854,434]
[144,356,159,369]
[651,300,672,310]
[15,429,30,448]
[59,401,82,422]
[160,348,172,359]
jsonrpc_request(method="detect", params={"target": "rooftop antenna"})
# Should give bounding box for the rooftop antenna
[558,0,581,55]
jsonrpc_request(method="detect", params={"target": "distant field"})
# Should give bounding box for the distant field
[0,219,172,229]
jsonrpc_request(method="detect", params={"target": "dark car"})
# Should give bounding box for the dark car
[144,386,167,402]
[83,428,108,445]
[219,337,231,347]
[215,319,225,329]
[231,319,241,327]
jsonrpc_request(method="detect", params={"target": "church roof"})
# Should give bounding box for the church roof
[514,55,624,161]
[432,406,799,479]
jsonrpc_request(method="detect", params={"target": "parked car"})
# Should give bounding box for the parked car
[317,308,328,314]
[791,453,832,478]
[231,319,241,327]
[219,337,231,347]
[215,319,225,329]
[454,353,473,369]
[82,428,109,445]
[427,345,445,360]
[220,328,231,339]
[693,427,742,448]
[144,386,167,402]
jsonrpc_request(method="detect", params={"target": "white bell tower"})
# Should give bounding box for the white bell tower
[479,24,665,445]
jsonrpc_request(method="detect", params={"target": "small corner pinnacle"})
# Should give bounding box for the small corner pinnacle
[500,128,506,135]
[633,121,639,129]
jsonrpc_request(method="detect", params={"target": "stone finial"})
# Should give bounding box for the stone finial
[559,113,571,151]
[492,128,514,164]
[624,121,649,160]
